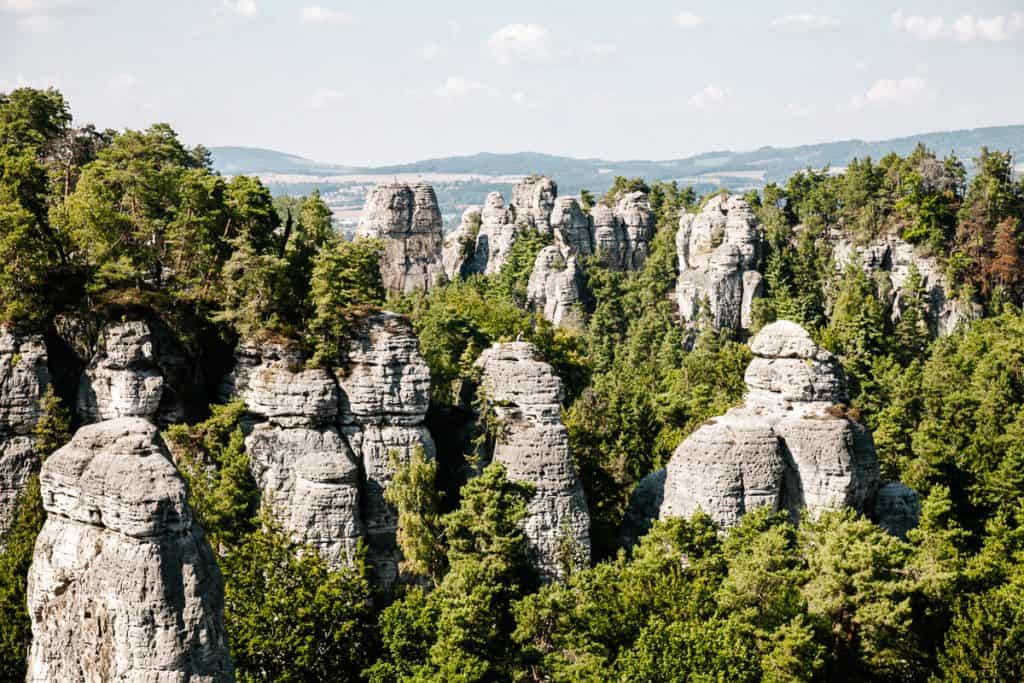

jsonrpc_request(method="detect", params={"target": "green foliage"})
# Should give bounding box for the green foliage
[485,227,551,306]
[32,386,71,457]
[385,447,446,584]
[164,401,258,547]
[223,515,376,683]
[307,237,385,365]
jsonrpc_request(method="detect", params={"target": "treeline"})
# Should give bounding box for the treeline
[2,87,1024,681]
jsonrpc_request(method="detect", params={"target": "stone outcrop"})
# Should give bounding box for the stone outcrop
[473,342,590,581]
[656,321,880,530]
[589,192,655,271]
[875,481,920,539]
[27,417,233,682]
[357,182,445,293]
[225,312,435,588]
[0,329,48,540]
[831,231,980,336]
[550,196,593,257]
[511,175,558,232]
[337,312,436,588]
[469,192,519,275]
[441,206,481,281]
[527,247,586,331]
[676,194,763,335]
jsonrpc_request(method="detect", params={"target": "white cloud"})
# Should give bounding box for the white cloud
[785,102,817,118]
[418,43,443,60]
[303,88,344,110]
[434,76,486,99]
[849,77,929,109]
[299,5,354,26]
[484,23,555,65]
[771,13,839,31]
[672,11,704,27]
[222,0,257,17]
[105,72,140,96]
[1,0,82,31]
[688,84,729,110]
[892,10,1024,42]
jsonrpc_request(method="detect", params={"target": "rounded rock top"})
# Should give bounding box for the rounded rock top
[749,320,834,361]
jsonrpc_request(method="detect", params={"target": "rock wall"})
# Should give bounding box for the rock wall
[526,247,586,331]
[357,182,445,293]
[26,417,233,682]
[656,321,881,529]
[441,206,482,281]
[0,329,49,540]
[226,312,435,588]
[469,192,519,275]
[676,194,763,335]
[831,230,980,336]
[588,193,656,271]
[474,342,590,581]
[512,175,558,232]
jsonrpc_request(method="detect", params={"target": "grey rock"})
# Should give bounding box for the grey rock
[875,481,920,539]
[474,342,590,581]
[621,468,665,548]
[0,329,48,540]
[441,206,481,281]
[657,321,880,530]
[830,230,980,336]
[550,196,593,256]
[676,194,763,334]
[470,192,519,275]
[526,246,586,330]
[77,321,164,423]
[511,175,558,232]
[27,417,233,682]
[615,191,656,270]
[590,203,626,268]
[357,182,445,293]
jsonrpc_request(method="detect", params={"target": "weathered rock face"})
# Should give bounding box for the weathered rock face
[550,196,593,257]
[337,312,436,588]
[474,342,590,581]
[77,321,164,423]
[0,329,48,540]
[831,230,980,336]
[589,193,655,271]
[357,182,445,293]
[441,206,481,281]
[469,192,519,275]
[676,194,763,334]
[527,247,586,331]
[226,312,435,588]
[657,321,880,530]
[875,481,920,539]
[27,417,233,682]
[511,175,558,232]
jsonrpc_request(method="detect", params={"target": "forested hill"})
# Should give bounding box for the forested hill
[211,124,1024,189]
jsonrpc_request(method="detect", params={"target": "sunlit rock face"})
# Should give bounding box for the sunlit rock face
[357,182,445,293]
[469,191,519,275]
[474,341,591,582]
[830,230,981,336]
[511,175,558,232]
[657,321,881,530]
[26,417,233,682]
[527,247,586,331]
[0,329,48,541]
[676,194,763,336]
[225,311,435,589]
[442,206,482,281]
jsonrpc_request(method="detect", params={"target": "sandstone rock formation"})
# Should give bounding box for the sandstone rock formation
[0,329,48,540]
[656,320,880,529]
[27,417,233,682]
[226,312,435,588]
[441,206,481,281]
[474,342,590,581]
[589,192,655,271]
[337,312,436,588]
[527,247,586,331]
[550,196,593,257]
[676,194,763,335]
[469,192,519,275]
[357,182,445,293]
[875,481,921,539]
[831,230,980,336]
[511,175,558,232]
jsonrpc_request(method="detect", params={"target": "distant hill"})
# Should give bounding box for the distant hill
[211,124,1024,189]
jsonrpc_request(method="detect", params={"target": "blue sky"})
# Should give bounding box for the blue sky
[3,1,1023,165]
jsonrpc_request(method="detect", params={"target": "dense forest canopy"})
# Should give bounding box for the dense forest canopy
[1,87,1024,682]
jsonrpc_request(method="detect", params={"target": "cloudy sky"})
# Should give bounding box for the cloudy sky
[3,1,1023,165]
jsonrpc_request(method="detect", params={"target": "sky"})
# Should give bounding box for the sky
[3,1,1023,166]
